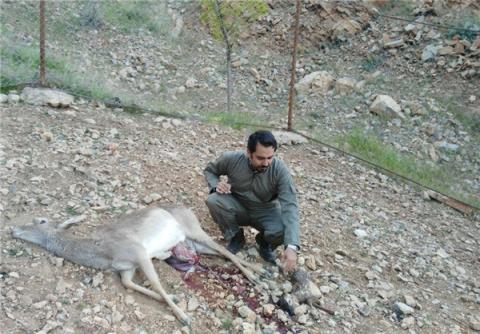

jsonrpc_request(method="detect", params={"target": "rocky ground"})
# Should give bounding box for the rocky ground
[1,1,479,333]
[0,96,479,334]
[1,1,479,203]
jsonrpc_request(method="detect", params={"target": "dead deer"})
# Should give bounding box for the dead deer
[11,205,267,325]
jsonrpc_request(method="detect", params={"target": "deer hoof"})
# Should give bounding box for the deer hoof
[168,294,181,304]
[259,268,273,279]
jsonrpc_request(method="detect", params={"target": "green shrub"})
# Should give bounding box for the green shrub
[205,110,267,129]
[447,17,480,42]
[361,54,384,72]
[101,0,162,33]
[200,0,268,41]
[340,129,478,208]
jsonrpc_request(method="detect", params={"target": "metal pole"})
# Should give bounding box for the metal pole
[287,0,301,131]
[39,0,46,86]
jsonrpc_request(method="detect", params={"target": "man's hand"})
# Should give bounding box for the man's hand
[216,181,231,194]
[281,247,297,274]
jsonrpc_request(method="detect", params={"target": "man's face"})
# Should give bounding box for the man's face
[248,144,275,172]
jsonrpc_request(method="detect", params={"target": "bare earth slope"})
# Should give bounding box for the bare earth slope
[0,101,479,334]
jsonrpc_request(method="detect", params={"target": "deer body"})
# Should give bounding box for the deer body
[12,205,266,325]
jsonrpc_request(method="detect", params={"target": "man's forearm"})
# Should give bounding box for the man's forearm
[204,170,219,190]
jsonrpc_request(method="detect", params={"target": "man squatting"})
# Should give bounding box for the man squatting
[204,130,300,273]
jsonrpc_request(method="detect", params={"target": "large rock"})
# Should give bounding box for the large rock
[369,95,404,119]
[335,77,361,94]
[422,45,438,62]
[295,71,334,94]
[332,19,362,37]
[272,131,308,146]
[291,269,322,304]
[21,87,74,108]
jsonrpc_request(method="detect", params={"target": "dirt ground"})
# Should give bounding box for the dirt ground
[0,100,478,334]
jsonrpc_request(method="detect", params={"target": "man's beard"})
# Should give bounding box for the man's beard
[255,165,269,172]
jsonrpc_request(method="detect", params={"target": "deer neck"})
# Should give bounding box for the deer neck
[44,232,112,270]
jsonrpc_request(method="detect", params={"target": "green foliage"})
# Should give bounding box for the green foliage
[101,0,162,33]
[221,316,233,330]
[8,246,28,257]
[343,130,450,186]
[79,1,104,29]
[340,129,479,208]
[200,0,268,41]
[205,110,267,129]
[75,302,88,311]
[447,17,480,42]
[438,96,480,135]
[379,1,415,17]
[66,206,79,216]
[361,54,384,72]
[0,37,119,99]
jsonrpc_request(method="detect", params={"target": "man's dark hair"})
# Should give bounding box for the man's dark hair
[247,130,277,153]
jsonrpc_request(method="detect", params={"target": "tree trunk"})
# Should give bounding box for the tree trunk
[215,0,232,113]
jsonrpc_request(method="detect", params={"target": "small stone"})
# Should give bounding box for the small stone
[305,254,317,270]
[55,279,68,293]
[394,302,414,315]
[33,300,49,309]
[125,295,135,305]
[320,285,331,294]
[134,310,146,320]
[8,94,20,103]
[238,305,256,322]
[297,314,308,324]
[185,77,196,88]
[422,45,438,62]
[263,304,275,316]
[143,193,161,204]
[468,315,480,331]
[54,257,64,267]
[358,306,371,317]
[282,281,293,293]
[354,229,368,238]
[294,304,308,315]
[404,295,417,307]
[187,296,199,311]
[92,272,104,288]
[47,99,60,108]
[242,322,256,334]
[401,316,415,329]
[9,272,20,279]
[111,310,124,323]
[436,248,449,258]
[370,95,403,119]
[6,290,16,301]
[93,316,110,328]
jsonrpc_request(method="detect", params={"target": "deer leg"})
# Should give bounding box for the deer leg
[136,257,191,326]
[120,269,180,304]
[192,237,266,284]
[207,240,268,276]
[185,230,268,279]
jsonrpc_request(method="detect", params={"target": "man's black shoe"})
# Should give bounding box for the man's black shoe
[255,233,276,264]
[227,229,246,254]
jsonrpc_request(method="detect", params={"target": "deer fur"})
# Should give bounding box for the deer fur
[11,205,266,325]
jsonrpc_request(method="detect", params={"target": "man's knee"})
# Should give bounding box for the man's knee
[206,193,244,213]
[205,193,220,210]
